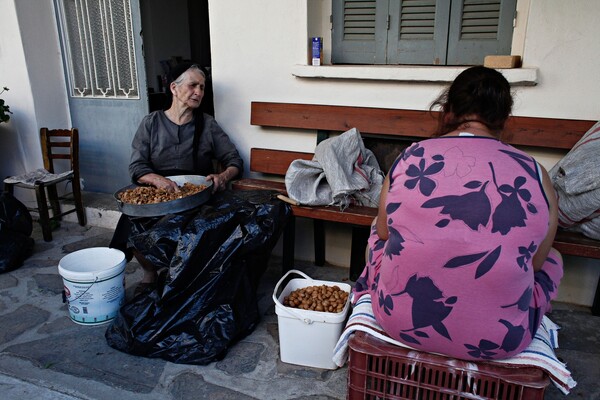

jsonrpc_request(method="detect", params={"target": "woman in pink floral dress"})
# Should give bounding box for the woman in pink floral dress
[354,66,563,360]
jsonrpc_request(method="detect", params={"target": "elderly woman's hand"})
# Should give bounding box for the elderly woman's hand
[207,173,228,193]
[207,166,239,193]
[138,173,180,191]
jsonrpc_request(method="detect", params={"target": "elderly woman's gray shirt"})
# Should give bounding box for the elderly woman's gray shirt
[129,111,243,182]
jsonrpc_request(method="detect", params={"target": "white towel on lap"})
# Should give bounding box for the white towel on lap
[332,294,577,395]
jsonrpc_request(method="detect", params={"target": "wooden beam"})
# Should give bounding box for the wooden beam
[503,116,595,150]
[250,148,312,175]
[251,102,596,150]
[251,102,436,139]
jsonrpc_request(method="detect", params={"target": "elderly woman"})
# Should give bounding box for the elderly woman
[354,66,563,361]
[131,62,241,191]
[110,62,243,293]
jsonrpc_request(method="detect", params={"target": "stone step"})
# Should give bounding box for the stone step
[63,191,121,229]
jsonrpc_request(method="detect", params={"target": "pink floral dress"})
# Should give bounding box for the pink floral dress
[353,136,563,360]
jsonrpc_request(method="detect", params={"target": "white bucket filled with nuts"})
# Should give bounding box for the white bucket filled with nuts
[272,269,351,369]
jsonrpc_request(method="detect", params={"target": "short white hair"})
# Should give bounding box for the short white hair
[173,65,206,85]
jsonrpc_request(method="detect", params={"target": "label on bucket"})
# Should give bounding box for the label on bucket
[62,274,125,325]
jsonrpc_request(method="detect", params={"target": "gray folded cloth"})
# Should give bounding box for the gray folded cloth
[284,128,384,209]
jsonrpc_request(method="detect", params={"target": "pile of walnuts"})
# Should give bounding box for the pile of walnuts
[118,182,207,205]
[283,284,349,313]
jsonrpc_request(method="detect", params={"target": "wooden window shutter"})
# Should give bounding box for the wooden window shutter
[332,0,389,64]
[446,0,517,65]
[387,0,451,65]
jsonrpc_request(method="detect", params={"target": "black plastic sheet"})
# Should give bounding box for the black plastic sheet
[105,190,290,364]
[0,191,34,273]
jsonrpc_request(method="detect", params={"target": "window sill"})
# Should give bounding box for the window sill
[291,65,538,86]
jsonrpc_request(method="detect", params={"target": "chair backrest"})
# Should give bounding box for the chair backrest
[40,128,79,178]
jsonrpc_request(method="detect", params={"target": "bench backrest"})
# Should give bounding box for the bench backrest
[249,101,597,177]
[249,148,312,176]
[251,102,596,150]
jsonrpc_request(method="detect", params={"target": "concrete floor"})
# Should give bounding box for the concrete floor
[0,191,598,399]
[0,221,351,399]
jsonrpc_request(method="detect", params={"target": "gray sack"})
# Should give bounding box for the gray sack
[549,120,600,240]
[284,128,385,209]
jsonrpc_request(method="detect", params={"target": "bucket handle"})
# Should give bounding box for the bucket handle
[272,269,316,324]
[62,277,98,305]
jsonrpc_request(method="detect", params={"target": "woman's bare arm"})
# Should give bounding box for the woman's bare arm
[532,165,559,272]
[375,174,391,241]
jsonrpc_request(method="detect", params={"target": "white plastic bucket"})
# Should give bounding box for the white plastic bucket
[58,247,126,326]
[273,269,351,369]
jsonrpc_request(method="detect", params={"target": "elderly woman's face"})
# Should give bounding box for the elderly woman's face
[171,68,205,109]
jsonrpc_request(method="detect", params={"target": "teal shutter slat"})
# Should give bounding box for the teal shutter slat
[446,0,517,65]
[332,0,388,64]
[387,0,451,65]
[332,0,516,65]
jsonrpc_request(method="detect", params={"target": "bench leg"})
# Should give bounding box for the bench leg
[349,226,370,281]
[282,215,295,275]
[314,220,325,266]
[593,277,600,316]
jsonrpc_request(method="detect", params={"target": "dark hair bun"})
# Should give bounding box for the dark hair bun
[166,62,196,86]
[432,66,513,136]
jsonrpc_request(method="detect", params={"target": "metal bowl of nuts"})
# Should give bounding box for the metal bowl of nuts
[113,175,213,217]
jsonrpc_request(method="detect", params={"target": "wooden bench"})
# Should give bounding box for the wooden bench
[232,101,600,315]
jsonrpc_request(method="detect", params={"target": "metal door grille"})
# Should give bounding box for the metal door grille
[57,0,139,98]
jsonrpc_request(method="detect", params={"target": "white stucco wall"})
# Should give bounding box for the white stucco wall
[0,0,70,200]
[208,0,600,306]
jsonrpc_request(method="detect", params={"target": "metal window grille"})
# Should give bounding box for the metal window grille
[57,0,139,99]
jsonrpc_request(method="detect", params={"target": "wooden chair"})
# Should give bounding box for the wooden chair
[4,128,86,241]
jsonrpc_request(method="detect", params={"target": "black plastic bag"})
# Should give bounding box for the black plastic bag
[105,190,290,364]
[0,191,34,273]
